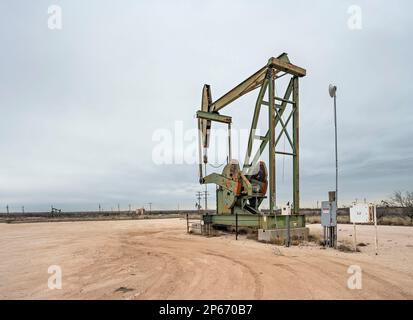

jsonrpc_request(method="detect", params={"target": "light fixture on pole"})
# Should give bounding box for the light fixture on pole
[329,84,337,98]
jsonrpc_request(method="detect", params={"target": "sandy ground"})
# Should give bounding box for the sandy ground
[0,218,412,300]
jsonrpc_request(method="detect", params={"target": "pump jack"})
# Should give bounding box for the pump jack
[196,53,307,230]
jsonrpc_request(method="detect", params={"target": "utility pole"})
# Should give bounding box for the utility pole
[329,84,338,209]
[99,204,101,212]
[117,203,120,213]
[6,205,9,216]
[196,192,202,213]
[22,206,25,214]
[203,190,209,212]
[148,202,152,214]
[329,84,338,248]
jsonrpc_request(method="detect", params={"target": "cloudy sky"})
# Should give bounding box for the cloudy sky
[0,0,412,212]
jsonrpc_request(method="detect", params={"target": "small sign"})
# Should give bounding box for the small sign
[282,205,291,216]
[350,204,374,224]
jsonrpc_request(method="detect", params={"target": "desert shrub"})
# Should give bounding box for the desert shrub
[337,244,359,253]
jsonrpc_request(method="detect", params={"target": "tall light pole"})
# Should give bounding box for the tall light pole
[329,84,338,248]
[329,84,338,208]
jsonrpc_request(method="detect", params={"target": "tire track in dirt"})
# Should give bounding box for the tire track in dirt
[270,260,316,299]
[290,256,357,299]
[86,225,413,300]
[322,256,413,299]
[121,231,222,299]
[202,250,264,299]
[118,233,184,299]
[292,254,413,299]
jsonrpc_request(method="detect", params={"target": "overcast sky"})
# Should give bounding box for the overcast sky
[0,0,412,212]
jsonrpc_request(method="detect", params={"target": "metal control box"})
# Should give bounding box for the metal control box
[321,201,337,227]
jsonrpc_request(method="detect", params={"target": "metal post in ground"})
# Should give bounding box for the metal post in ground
[286,214,291,247]
[186,213,189,233]
[374,205,378,255]
[323,227,326,246]
[235,212,238,240]
[353,223,357,252]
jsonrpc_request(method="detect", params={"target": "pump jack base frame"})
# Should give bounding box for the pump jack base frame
[202,213,309,243]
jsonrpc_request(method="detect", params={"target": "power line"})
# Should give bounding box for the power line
[195,191,210,213]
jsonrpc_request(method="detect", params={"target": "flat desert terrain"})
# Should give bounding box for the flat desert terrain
[0,218,412,299]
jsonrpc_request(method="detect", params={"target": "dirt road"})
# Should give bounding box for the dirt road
[0,219,412,299]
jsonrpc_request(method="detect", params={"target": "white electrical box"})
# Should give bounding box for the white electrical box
[350,204,375,224]
[281,205,291,216]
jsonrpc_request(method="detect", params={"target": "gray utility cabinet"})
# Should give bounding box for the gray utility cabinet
[321,201,337,227]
